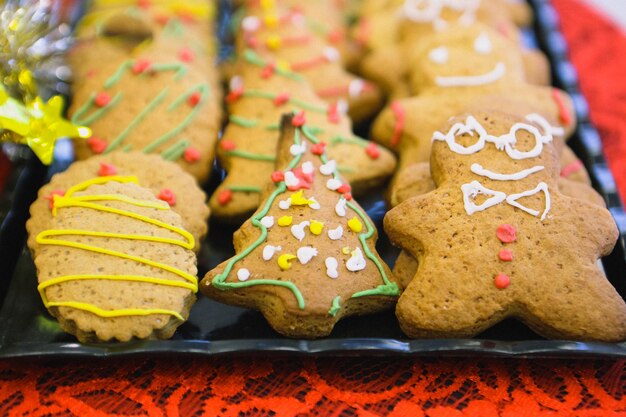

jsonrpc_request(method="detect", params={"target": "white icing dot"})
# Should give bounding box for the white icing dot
[474,32,492,54]
[291,12,306,27]
[337,99,349,115]
[323,47,340,62]
[428,46,449,64]
[241,16,261,32]
[279,198,292,210]
[320,160,336,176]
[237,268,250,281]
[297,246,318,264]
[346,248,366,272]
[284,171,299,187]
[326,178,342,191]
[260,216,274,228]
[348,79,365,98]
[301,161,314,175]
[290,142,307,156]
[308,198,321,210]
[335,198,347,217]
[291,221,310,241]
[229,76,243,91]
[328,225,343,240]
[262,245,281,261]
[325,257,339,279]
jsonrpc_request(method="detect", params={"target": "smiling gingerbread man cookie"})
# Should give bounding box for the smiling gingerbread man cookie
[384,111,626,341]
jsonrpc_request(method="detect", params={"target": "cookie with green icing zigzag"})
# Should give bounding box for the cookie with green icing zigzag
[202,115,399,338]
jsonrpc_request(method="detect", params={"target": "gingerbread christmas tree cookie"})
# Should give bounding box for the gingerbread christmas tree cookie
[202,115,399,338]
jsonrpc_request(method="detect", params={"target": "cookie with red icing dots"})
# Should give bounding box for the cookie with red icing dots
[202,116,399,338]
[209,55,396,222]
[69,0,222,183]
[235,0,382,122]
[27,152,209,254]
[384,111,626,341]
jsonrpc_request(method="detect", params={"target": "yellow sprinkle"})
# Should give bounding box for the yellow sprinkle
[261,0,276,10]
[278,216,293,226]
[290,190,313,206]
[266,35,282,50]
[276,60,291,72]
[348,216,363,233]
[342,246,351,255]
[309,220,324,235]
[277,253,296,270]
[264,13,278,27]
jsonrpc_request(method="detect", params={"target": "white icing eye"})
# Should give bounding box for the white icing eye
[428,46,449,64]
[474,33,492,54]
[241,16,261,32]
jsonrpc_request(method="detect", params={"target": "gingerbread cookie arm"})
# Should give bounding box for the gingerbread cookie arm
[522,49,551,86]
[386,162,435,207]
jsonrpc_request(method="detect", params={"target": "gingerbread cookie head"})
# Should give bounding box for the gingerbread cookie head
[202,115,399,338]
[384,111,625,341]
[408,24,526,94]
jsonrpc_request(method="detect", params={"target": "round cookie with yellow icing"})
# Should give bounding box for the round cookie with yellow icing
[26,152,209,254]
[29,177,198,343]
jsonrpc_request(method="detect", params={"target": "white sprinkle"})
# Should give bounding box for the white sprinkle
[237,268,250,281]
[301,161,314,175]
[320,160,336,176]
[335,198,347,217]
[279,198,292,210]
[325,257,339,279]
[323,47,340,62]
[328,225,343,240]
[297,246,318,264]
[346,248,366,272]
[308,198,321,210]
[260,216,274,228]
[291,221,310,241]
[348,79,365,98]
[262,245,281,261]
[326,178,342,191]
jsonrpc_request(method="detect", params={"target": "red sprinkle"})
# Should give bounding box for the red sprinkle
[327,102,340,124]
[226,86,244,104]
[246,36,259,49]
[217,189,233,206]
[390,100,406,147]
[560,159,584,178]
[45,190,65,210]
[155,14,169,26]
[552,88,572,126]
[158,188,176,206]
[132,59,152,74]
[271,171,284,183]
[498,249,513,262]
[496,224,517,243]
[220,140,236,151]
[183,147,200,163]
[337,184,351,194]
[494,273,511,289]
[343,192,352,201]
[86,137,108,154]
[273,93,290,106]
[178,48,195,63]
[365,142,381,159]
[327,28,343,44]
[260,63,275,79]
[94,92,111,107]
[98,162,118,176]
[311,142,326,155]
[292,111,306,127]
[136,0,151,8]
[187,92,202,107]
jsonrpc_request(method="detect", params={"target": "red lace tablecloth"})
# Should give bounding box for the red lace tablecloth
[2,0,626,415]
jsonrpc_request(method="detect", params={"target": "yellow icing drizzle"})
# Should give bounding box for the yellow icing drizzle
[36,176,197,322]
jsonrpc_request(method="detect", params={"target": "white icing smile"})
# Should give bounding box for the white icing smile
[435,62,506,87]
[470,163,545,180]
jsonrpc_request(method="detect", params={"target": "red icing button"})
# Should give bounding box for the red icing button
[494,273,511,289]
[158,188,176,206]
[496,224,516,243]
[311,142,326,155]
[217,189,233,206]
[390,100,406,147]
[178,48,195,63]
[271,171,284,183]
[132,59,151,74]
[226,86,244,104]
[498,249,513,262]
[155,14,169,25]
[45,190,65,210]
[183,147,200,163]
[187,91,202,107]
[220,140,236,151]
[98,162,117,176]
[94,92,111,107]
[292,111,306,127]
[86,137,108,154]
[327,102,340,124]
[246,36,259,48]
[337,183,351,194]
[273,93,290,106]
[136,0,151,9]
[260,63,275,79]
[343,192,352,201]
[327,28,343,44]
[365,142,380,159]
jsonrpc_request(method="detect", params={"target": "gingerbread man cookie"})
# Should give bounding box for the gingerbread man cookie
[202,116,399,338]
[384,111,626,341]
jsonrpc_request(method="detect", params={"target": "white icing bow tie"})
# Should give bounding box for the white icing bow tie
[461,180,551,220]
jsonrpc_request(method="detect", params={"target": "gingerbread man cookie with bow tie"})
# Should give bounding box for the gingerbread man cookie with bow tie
[384,111,626,341]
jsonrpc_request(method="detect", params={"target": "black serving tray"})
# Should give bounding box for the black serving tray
[1,0,626,358]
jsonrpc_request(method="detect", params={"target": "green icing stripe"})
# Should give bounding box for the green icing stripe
[243,89,277,100]
[328,296,341,317]
[242,49,304,82]
[161,139,189,161]
[225,150,276,162]
[265,123,280,131]
[142,84,209,153]
[163,18,184,37]
[148,63,187,81]
[72,91,123,126]
[289,98,327,114]
[104,60,133,89]
[227,185,263,193]
[105,88,170,153]
[168,83,210,112]
[331,135,368,148]
[229,115,259,128]
[212,130,306,309]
